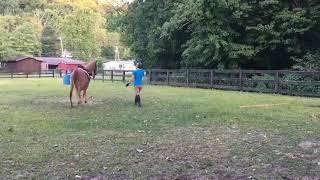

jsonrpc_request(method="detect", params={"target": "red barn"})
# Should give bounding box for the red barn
[5,57,42,73]
[57,60,85,71]
[4,57,86,73]
[35,57,85,71]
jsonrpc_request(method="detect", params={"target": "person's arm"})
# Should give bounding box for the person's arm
[126,72,135,86]
[131,73,135,83]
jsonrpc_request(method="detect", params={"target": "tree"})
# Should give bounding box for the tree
[0,16,41,60]
[0,0,47,15]
[106,9,125,32]
[121,0,182,68]
[50,0,112,13]
[0,0,132,63]
[0,0,19,15]
[161,0,254,69]
[59,10,106,60]
[237,0,316,69]
[0,28,13,61]
[17,0,46,12]
[292,0,320,71]
[121,0,320,69]
[10,22,42,57]
[41,25,60,57]
[294,50,320,71]
[160,0,317,69]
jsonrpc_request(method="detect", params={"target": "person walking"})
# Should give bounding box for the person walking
[126,62,144,107]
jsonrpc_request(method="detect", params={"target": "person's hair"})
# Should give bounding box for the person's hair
[136,62,142,69]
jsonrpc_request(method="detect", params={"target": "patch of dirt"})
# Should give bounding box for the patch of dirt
[107,127,251,179]
[75,175,106,180]
[2,127,320,179]
[29,96,113,106]
[298,141,318,150]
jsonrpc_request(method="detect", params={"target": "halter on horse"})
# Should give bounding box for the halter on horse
[69,61,97,107]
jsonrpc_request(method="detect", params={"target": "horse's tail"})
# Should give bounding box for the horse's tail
[70,70,77,107]
[70,82,74,107]
[93,61,97,80]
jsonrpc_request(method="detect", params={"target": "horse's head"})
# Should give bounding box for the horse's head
[84,61,97,79]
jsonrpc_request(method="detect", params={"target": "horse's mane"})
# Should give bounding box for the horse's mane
[84,61,97,78]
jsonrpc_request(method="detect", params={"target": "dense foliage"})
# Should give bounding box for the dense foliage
[121,0,320,70]
[41,25,60,57]
[0,0,131,62]
[1,0,319,70]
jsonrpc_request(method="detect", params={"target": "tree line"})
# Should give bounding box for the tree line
[0,0,132,64]
[121,0,320,70]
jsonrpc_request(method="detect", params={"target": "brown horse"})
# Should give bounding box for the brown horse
[69,61,97,107]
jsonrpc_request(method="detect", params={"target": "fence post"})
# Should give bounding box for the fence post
[239,69,243,91]
[166,69,169,85]
[26,73,28,78]
[149,70,152,84]
[11,71,13,79]
[210,70,213,87]
[59,70,62,78]
[52,70,55,78]
[186,69,189,87]
[122,71,126,83]
[111,70,114,82]
[102,70,105,82]
[274,71,280,93]
[39,71,41,78]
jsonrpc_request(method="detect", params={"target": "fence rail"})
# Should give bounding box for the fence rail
[0,70,55,78]
[96,69,320,97]
[95,70,134,83]
[146,69,320,97]
[1,69,319,97]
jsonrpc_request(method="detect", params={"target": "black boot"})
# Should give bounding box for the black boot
[134,95,138,105]
[137,95,141,107]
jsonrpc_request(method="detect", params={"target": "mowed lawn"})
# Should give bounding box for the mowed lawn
[0,78,320,179]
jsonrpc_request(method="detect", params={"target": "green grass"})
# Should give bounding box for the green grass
[1,78,320,179]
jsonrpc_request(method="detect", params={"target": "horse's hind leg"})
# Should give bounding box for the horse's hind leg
[83,89,88,103]
[77,90,82,105]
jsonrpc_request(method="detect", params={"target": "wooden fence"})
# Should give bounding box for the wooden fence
[1,69,319,97]
[147,69,320,97]
[0,70,55,79]
[95,69,320,97]
[95,70,134,83]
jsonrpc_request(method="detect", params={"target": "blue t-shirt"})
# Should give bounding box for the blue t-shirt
[133,69,144,86]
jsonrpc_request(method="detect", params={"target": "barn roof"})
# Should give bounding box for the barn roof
[5,56,85,65]
[34,57,85,65]
[6,56,42,62]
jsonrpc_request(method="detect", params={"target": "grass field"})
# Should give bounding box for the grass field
[1,78,320,179]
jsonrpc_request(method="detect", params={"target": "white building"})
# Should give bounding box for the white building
[103,60,136,71]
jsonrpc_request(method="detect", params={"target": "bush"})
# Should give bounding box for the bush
[251,73,274,92]
[282,73,320,94]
